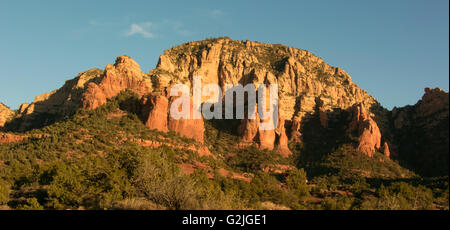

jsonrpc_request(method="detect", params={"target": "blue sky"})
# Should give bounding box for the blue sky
[0,0,448,110]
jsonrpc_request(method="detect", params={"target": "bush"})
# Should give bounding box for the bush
[285,168,310,201]
[376,182,433,210]
[16,198,44,210]
[133,150,199,210]
[227,146,277,173]
[321,196,353,210]
[350,177,370,195]
[0,180,10,205]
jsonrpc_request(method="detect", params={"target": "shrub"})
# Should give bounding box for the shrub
[285,168,310,201]
[377,182,433,210]
[350,177,370,195]
[227,146,277,173]
[0,180,10,205]
[132,149,199,210]
[321,196,353,210]
[16,198,44,210]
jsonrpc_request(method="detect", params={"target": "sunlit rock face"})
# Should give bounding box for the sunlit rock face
[152,37,380,156]
[4,38,408,160]
[0,103,14,129]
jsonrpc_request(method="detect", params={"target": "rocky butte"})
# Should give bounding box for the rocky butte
[1,38,448,170]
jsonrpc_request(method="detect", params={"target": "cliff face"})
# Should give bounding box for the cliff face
[140,93,205,143]
[0,102,14,129]
[151,37,382,156]
[3,38,421,159]
[391,88,449,176]
[81,56,153,110]
[154,38,378,116]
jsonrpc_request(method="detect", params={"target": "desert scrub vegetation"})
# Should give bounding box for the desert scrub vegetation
[0,90,447,210]
[0,179,10,205]
[41,144,243,210]
[0,91,292,210]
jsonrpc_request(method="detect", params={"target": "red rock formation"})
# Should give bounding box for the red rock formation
[347,104,382,157]
[391,88,449,176]
[237,106,292,157]
[141,93,204,143]
[258,128,276,150]
[382,142,390,158]
[167,97,204,143]
[319,110,328,128]
[237,109,260,143]
[0,133,26,143]
[0,103,13,129]
[415,88,449,118]
[81,56,152,110]
[275,118,292,157]
[153,38,382,155]
[141,94,169,132]
[290,117,302,142]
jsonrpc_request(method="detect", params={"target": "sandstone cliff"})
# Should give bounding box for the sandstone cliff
[141,93,205,143]
[8,56,152,131]
[3,38,403,158]
[81,56,153,110]
[0,102,14,129]
[151,37,382,156]
[154,38,378,116]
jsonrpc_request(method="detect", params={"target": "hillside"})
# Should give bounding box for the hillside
[0,38,448,210]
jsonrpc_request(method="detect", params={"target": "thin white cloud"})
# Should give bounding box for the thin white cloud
[125,22,155,38]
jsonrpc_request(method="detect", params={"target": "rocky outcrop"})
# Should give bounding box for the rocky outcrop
[151,37,381,154]
[12,56,152,131]
[4,39,399,159]
[289,117,302,142]
[391,88,449,176]
[347,104,382,157]
[167,96,205,143]
[238,112,259,143]
[382,142,390,158]
[275,118,292,157]
[17,68,104,118]
[237,105,291,156]
[155,38,378,120]
[0,132,26,143]
[141,93,204,143]
[0,103,14,129]
[141,94,169,132]
[81,56,152,110]
[414,87,449,119]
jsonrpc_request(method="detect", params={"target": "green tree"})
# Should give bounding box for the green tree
[285,168,310,201]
